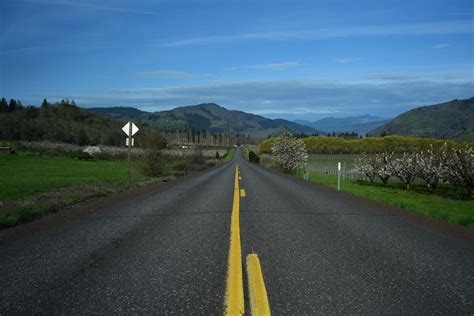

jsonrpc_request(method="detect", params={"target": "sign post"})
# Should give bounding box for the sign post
[337,162,341,191]
[122,122,139,184]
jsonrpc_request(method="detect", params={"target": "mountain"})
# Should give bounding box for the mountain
[90,103,318,137]
[89,107,147,120]
[295,115,389,135]
[369,98,474,141]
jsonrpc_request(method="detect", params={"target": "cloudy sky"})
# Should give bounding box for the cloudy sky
[0,0,473,120]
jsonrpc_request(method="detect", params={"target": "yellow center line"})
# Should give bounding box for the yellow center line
[240,189,246,198]
[225,164,244,315]
[246,254,271,316]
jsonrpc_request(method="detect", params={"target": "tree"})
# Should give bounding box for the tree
[391,152,423,190]
[0,98,8,112]
[8,99,18,112]
[418,144,449,192]
[271,136,308,174]
[41,98,49,108]
[78,128,90,146]
[444,145,474,198]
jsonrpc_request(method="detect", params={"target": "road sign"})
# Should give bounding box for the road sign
[126,138,135,146]
[122,122,139,137]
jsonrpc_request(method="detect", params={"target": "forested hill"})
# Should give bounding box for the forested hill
[0,98,124,146]
[370,98,474,141]
[0,99,316,145]
[90,103,318,137]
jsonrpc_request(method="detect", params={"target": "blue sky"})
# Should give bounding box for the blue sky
[0,0,473,120]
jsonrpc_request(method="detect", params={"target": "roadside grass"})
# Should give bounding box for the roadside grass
[241,146,249,160]
[295,171,474,229]
[223,148,235,161]
[0,152,147,201]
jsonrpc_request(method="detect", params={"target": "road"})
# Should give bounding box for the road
[1,148,473,314]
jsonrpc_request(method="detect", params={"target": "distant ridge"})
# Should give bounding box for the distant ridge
[90,103,319,137]
[295,115,389,135]
[369,97,474,141]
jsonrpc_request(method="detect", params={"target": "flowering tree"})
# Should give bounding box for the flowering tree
[271,136,308,174]
[418,143,449,192]
[391,152,423,190]
[354,153,377,182]
[353,152,394,185]
[445,145,474,198]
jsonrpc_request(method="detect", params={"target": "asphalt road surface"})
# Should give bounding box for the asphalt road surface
[1,148,473,314]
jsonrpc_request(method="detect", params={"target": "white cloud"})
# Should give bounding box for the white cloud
[159,20,473,47]
[225,61,300,71]
[132,70,199,79]
[432,43,449,49]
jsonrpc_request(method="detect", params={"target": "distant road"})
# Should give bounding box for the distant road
[1,148,473,314]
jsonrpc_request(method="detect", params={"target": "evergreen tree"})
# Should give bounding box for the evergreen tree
[0,98,8,112]
[41,98,49,108]
[78,129,90,146]
[8,99,18,112]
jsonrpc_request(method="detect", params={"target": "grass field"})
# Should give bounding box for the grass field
[0,153,147,201]
[296,155,474,229]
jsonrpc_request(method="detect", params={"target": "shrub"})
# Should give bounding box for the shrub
[142,130,167,177]
[70,150,93,160]
[248,150,260,163]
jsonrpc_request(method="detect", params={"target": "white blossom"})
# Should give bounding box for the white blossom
[271,136,308,174]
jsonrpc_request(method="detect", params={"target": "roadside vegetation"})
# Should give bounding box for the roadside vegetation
[260,135,474,229]
[223,148,235,161]
[0,138,230,229]
[260,134,473,155]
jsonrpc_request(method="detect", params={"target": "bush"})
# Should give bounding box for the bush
[248,150,260,163]
[142,130,167,177]
[70,150,93,160]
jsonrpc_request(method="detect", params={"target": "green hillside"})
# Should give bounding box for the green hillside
[370,98,474,141]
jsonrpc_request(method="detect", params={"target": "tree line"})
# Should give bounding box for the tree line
[0,97,251,148]
[259,135,472,155]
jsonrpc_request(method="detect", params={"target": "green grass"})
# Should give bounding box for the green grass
[307,154,361,171]
[223,148,235,161]
[296,162,474,229]
[0,153,147,201]
[241,146,249,160]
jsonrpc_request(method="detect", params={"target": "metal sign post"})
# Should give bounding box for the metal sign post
[122,122,139,184]
[337,162,341,191]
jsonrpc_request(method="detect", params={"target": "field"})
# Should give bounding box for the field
[296,154,474,229]
[0,153,147,201]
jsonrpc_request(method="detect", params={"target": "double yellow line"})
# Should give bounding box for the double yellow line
[225,164,270,315]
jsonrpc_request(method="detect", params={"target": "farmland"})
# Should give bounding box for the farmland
[294,154,474,228]
[0,153,147,201]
